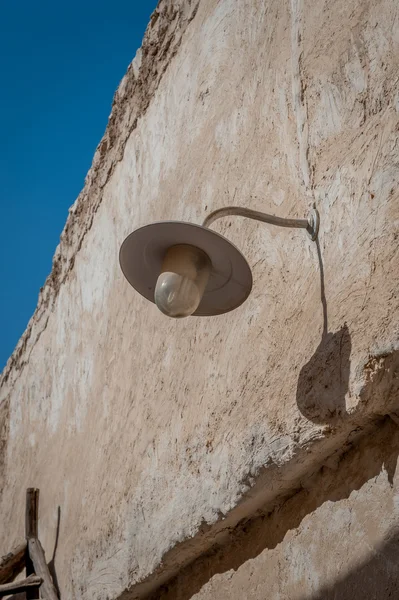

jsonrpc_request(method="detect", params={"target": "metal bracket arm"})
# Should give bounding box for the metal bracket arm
[202,206,319,241]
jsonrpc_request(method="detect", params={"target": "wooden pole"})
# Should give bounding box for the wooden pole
[25,488,40,600]
[25,488,39,539]
[0,541,26,584]
[0,574,42,597]
[28,539,59,600]
[24,488,59,599]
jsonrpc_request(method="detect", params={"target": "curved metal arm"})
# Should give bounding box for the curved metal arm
[202,206,319,240]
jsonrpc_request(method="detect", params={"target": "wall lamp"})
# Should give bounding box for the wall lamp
[119,206,319,318]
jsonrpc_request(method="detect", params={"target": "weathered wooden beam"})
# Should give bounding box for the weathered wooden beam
[0,541,26,584]
[0,574,42,597]
[26,488,40,600]
[28,538,59,600]
[25,488,39,539]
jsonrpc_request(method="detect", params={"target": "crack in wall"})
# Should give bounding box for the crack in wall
[290,0,313,194]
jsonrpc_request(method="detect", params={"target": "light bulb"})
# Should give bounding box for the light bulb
[155,272,201,317]
[154,245,211,318]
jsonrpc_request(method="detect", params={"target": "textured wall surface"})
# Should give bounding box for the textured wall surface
[0,0,398,598]
[190,419,399,600]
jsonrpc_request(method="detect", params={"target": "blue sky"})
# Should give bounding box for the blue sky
[0,1,157,371]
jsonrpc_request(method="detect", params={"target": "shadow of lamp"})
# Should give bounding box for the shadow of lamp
[119,206,320,318]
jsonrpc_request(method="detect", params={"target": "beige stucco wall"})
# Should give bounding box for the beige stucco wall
[0,0,398,598]
[189,419,399,600]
